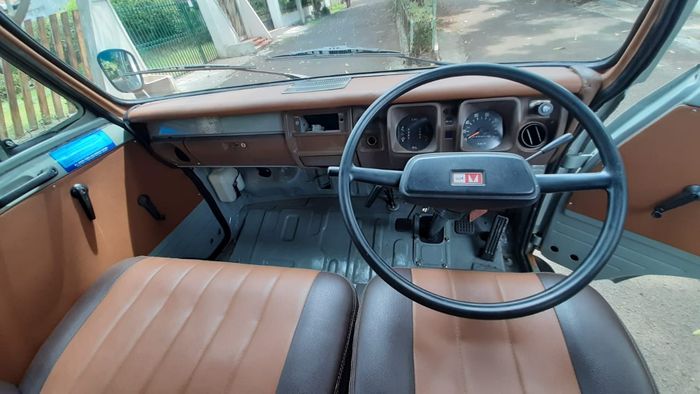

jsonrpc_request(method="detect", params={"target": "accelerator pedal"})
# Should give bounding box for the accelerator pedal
[481,215,509,261]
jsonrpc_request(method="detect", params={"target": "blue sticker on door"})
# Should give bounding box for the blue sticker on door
[49,130,116,172]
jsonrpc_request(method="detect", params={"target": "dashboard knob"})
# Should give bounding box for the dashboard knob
[531,100,554,117]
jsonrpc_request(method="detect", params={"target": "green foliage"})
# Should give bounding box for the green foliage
[397,0,435,56]
[99,60,121,80]
[278,0,312,13]
[329,2,346,14]
[111,0,192,44]
[250,0,270,15]
[406,1,433,56]
[66,0,78,12]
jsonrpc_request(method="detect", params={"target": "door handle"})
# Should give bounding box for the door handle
[137,194,165,221]
[70,184,96,221]
[652,185,700,218]
[0,167,58,209]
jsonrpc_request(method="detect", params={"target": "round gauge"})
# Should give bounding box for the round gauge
[396,115,434,151]
[462,110,504,150]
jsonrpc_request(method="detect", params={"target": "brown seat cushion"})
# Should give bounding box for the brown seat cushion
[21,257,355,394]
[351,269,657,394]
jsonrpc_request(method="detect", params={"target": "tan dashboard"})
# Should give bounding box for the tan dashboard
[135,66,595,169]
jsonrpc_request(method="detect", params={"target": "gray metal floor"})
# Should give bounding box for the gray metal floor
[220,198,510,286]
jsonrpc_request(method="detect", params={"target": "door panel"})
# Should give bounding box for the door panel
[541,68,700,280]
[570,105,700,255]
[0,136,202,383]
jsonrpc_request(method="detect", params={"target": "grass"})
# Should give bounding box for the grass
[330,2,347,14]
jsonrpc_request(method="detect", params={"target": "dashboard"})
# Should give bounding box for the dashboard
[146,96,566,170]
[133,66,593,170]
[136,67,590,170]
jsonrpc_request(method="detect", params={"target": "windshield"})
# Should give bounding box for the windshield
[2,0,646,100]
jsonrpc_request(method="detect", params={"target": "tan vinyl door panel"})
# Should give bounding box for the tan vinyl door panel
[569,105,700,255]
[0,141,202,383]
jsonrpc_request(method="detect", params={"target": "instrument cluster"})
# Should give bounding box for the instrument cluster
[387,97,562,158]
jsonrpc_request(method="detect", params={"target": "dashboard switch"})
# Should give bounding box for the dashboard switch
[531,100,554,117]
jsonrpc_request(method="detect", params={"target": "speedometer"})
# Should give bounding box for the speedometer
[461,110,504,150]
[397,115,434,151]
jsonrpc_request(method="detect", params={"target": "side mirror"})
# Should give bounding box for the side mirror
[97,49,144,93]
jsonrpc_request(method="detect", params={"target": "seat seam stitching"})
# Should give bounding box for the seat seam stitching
[495,276,526,394]
[223,271,283,392]
[65,262,168,392]
[140,265,225,391]
[446,271,469,394]
[101,262,198,391]
[349,279,370,394]
[333,281,357,393]
[182,268,253,392]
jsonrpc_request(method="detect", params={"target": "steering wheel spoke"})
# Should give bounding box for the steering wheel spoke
[348,166,403,187]
[536,171,613,193]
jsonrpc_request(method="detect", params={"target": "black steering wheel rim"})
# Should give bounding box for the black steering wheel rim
[338,63,627,319]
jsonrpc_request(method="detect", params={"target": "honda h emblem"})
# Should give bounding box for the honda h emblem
[451,171,485,186]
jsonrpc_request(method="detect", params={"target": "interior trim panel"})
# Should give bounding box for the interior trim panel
[568,105,700,256]
[0,140,202,383]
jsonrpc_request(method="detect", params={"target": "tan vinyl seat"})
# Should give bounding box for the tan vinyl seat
[351,269,657,394]
[19,257,356,394]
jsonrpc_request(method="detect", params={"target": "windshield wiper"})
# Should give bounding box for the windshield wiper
[269,46,450,66]
[124,64,306,80]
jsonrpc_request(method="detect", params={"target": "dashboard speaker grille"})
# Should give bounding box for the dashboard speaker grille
[518,123,547,149]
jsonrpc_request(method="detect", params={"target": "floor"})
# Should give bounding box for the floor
[220,198,512,289]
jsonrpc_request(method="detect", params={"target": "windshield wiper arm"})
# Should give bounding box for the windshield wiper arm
[269,46,450,66]
[124,64,306,80]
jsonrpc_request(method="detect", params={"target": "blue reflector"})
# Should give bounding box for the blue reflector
[50,130,116,172]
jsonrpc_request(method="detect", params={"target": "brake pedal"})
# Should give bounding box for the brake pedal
[480,215,509,261]
[454,218,474,234]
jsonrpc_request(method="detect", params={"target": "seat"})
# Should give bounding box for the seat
[18,257,356,394]
[351,269,657,394]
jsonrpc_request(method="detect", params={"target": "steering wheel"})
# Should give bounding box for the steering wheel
[333,63,627,319]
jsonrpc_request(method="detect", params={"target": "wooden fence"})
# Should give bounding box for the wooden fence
[0,10,92,142]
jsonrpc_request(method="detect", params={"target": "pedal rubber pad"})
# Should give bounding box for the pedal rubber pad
[481,215,509,261]
[454,218,475,234]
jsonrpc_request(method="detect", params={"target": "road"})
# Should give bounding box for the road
[436,0,637,63]
[215,0,404,87]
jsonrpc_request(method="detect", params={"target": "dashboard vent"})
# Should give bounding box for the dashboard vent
[284,76,352,93]
[518,123,547,149]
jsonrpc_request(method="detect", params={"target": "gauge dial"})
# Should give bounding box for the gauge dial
[396,115,434,151]
[462,110,504,150]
